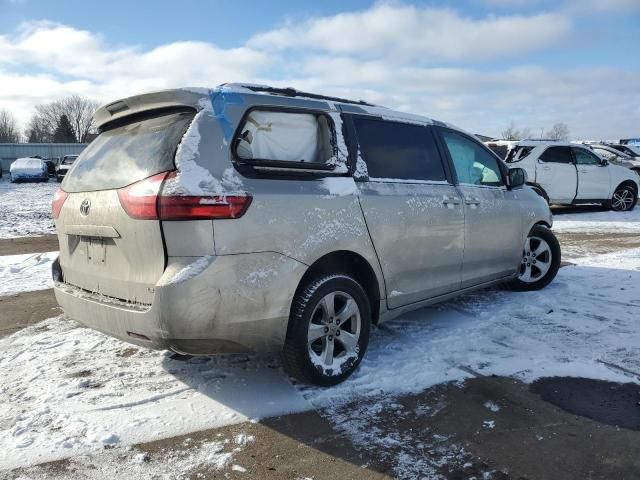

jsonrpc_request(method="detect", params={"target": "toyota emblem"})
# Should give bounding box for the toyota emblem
[80,199,91,216]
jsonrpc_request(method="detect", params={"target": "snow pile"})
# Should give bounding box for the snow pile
[0,178,58,238]
[0,319,308,470]
[321,177,358,196]
[0,251,57,295]
[161,111,246,197]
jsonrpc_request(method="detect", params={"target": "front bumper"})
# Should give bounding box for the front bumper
[53,252,307,354]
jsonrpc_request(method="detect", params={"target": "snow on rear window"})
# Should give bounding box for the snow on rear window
[235,110,333,165]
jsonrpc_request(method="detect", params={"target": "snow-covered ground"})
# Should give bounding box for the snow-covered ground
[0,177,58,238]
[1,176,640,474]
[2,245,639,470]
[0,251,57,295]
[553,206,640,233]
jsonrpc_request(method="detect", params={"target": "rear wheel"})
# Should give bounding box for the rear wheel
[610,184,637,212]
[56,175,62,183]
[504,225,561,292]
[282,274,371,386]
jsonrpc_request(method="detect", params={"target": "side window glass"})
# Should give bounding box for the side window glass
[235,110,333,164]
[441,130,504,187]
[539,146,572,164]
[353,118,446,182]
[573,148,601,165]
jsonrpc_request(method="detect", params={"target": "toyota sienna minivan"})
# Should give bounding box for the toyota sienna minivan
[52,84,560,386]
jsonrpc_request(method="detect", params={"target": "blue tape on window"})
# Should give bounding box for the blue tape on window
[209,87,244,140]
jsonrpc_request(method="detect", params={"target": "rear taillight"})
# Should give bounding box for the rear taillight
[52,189,68,219]
[118,171,252,220]
[117,171,168,220]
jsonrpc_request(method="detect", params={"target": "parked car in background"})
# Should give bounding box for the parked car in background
[52,84,559,386]
[56,155,78,182]
[590,144,640,173]
[507,140,639,211]
[9,157,49,183]
[43,158,57,177]
[483,140,519,159]
[609,144,640,158]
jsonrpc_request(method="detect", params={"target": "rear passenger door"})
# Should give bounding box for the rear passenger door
[572,147,610,200]
[535,146,577,203]
[351,117,465,309]
[436,128,523,287]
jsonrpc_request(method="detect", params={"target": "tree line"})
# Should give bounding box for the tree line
[0,95,99,144]
[500,121,570,141]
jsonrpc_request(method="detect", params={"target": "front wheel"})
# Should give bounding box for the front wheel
[610,184,637,212]
[282,273,371,386]
[504,225,561,292]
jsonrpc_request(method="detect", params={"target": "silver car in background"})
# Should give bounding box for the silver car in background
[10,157,49,183]
[52,84,560,386]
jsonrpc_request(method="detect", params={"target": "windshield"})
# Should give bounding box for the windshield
[63,110,194,192]
[62,156,78,165]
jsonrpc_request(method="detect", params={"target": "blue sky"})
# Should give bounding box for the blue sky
[1,0,639,138]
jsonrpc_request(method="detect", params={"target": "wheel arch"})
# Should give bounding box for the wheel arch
[293,250,382,326]
[526,182,549,202]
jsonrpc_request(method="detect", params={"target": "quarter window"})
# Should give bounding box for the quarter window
[353,118,446,182]
[235,110,333,164]
[441,130,504,187]
[539,146,573,164]
[572,148,601,165]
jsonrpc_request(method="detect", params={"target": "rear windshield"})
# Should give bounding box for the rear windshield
[62,156,77,165]
[14,158,43,168]
[64,110,195,192]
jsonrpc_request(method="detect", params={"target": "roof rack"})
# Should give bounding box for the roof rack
[235,84,376,107]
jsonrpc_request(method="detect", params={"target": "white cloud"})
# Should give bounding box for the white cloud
[248,3,571,61]
[0,21,272,130]
[0,4,637,141]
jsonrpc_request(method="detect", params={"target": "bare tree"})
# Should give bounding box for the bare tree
[501,121,521,141]
[0,110,21,143]
[31,95,99,143]
[25,114,53,143]
[519,127,532,140]
[546,122,570,141]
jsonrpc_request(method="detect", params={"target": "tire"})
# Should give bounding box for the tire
[504,225,561,292]
[56,175,62,183]
[282,273,371,386]
[610,184,637,212]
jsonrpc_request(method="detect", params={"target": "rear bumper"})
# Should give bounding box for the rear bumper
[53,252,307,354]
[10,173,48,182]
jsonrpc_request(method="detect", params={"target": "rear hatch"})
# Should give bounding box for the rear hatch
[55,109,195,304]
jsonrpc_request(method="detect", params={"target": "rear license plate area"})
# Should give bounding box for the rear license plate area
[83,237,106,265]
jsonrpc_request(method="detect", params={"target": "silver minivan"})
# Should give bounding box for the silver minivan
[52,84,559,385]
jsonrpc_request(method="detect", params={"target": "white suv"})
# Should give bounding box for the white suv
[507,141,639,211]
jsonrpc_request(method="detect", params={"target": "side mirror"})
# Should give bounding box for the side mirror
[508,168,527,188]
[601,158,609,166]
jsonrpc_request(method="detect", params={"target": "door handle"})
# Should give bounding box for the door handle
[578,169,588,173]
[540,166,551,171]
[442,195,461,206]
[465,197,481,206]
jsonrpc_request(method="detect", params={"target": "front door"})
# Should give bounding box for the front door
[535,146,577,204]
[352,117,465,309]
[437,128,523,287]
[572,147,610,200]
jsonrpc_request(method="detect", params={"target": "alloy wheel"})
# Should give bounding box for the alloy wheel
[519,236,552,283]
[612,187,635,211]
[308,291,361,371]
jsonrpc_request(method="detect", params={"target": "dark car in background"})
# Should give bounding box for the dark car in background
[56,155,78,182]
